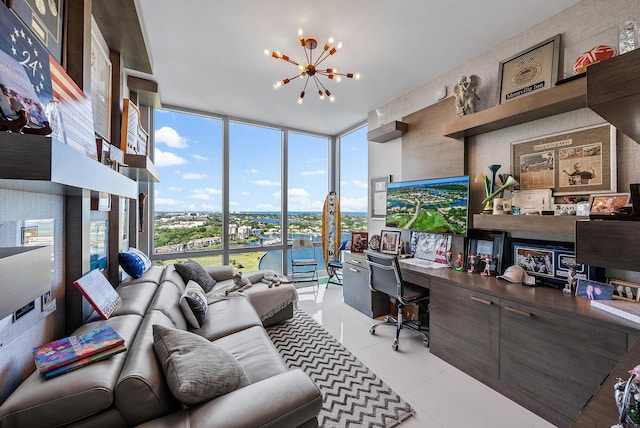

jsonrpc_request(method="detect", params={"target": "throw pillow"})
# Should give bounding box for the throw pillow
[128,247,152,271]
[180,280,208,328]
[152,325,250,406]
[118,250,148,279]
[174,259,216,292]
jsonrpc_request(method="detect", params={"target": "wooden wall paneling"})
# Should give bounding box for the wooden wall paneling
[401,97,465,180]
[64,190,91,334]
[64,0,91,90]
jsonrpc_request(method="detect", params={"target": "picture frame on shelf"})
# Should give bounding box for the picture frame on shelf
[9,0,65,64]
[575,278,614,300]
[370,176,390,219]
[91,17,112,141]
[498,34,560,104]
[511,123,616,195]
[465,230,505,275]
[380,230,401,255]
[350,231,369,253]
[609,278,640,302]
[588,193,630,215]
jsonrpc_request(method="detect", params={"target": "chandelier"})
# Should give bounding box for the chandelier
[264,28,360,104]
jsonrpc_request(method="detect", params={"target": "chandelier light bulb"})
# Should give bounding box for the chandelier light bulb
[298,28,304,37]
[335,76,342,82]
[337,41,343,49]
[329,95,335,102]
[328,37,334,44]
[355,73,360,79]
[318,90,324,99]
[298,90,305,104]
[264,49,270,55]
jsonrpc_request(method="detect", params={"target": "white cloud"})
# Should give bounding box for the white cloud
[287,187,324,211]
[155,126,188,148]
[248,168,260,174]
[288,188,309,197]
[255,203,276,210]
[253,179,280,186]
[190,193,211,200]
[192,154,208,161]
[155,148,187,167]
[192,187,222,195]
[230,201,240,206]
[168,186,181,192]
[352,180,368,188]
[300,169,326,176]
[155,198,180,206]
[339,196,368,212]
[241,191,250,196]
[200,204,219,211]
[182,173,207,180]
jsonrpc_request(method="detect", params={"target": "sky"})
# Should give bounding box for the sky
[153,109,368,213]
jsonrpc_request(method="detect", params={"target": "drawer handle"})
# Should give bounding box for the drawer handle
[350,260,361,265]
[505,306,533,318]
[469,296,492,305]
[349,268,359,273]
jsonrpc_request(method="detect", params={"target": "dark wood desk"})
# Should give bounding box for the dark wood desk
[398,260,640,428]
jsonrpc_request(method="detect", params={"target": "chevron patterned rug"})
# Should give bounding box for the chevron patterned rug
[267,308,414,427]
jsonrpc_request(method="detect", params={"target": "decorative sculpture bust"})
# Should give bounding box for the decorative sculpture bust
[453,75,481,117]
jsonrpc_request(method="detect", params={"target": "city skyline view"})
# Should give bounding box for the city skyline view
[153,109,368,213]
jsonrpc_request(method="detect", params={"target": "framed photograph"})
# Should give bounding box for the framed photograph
[507,238,601,289]
[9,0,65,64]
[575,278,614,300]
[511,124,616,195]
[350,231,369,253]
[21,225,38,244]
[91,17,112,141]
[410,231,451,264]
[380,230,401,255]
[609,278,640,302]
[465,230,505,274]
[588,193,630,215]
[370,176,389,219]
[498,34,560,104]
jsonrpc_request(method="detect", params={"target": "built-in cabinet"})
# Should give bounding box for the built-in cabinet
[429,282,499,377]
[343,252,390,318]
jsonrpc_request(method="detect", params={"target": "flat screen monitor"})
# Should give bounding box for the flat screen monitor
[385,175,469,236]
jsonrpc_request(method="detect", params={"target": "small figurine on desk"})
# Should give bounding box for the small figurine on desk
[481,255,492,276]
[563,269,578,294]
[446,249,453,268]
[467,253,477,274]
[454,252,465,271]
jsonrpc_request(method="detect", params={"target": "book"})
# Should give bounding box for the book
[43,344,127,379]
[33,325,124,374]
[73,269,121,320]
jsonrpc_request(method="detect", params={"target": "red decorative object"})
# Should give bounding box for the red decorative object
[573,44,616,74]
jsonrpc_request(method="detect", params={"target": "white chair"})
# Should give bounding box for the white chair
[290,237,318,285]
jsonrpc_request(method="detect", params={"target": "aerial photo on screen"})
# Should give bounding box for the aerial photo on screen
[385,176,469,235]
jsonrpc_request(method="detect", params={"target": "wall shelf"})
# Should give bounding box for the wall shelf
[122,154,160,182]
[472,214,582,242]
[442,77,587,139]
[587,48,640,144]
[0,133,137,198]
[367,120,408,142]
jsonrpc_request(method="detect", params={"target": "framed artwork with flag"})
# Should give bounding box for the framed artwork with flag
[8,0,64,64]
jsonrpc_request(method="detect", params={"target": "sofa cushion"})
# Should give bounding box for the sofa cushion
[174,260,216,292]
[0,315,141,428]
[191,296,262,341]
[212,325,287,384]
[179,280,208,328]
[149,282,188,330]
[152,325,250,406]
[86,280,158,323]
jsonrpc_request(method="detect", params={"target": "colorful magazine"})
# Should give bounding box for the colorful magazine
[33,325,124,374]
[43,344,126,379]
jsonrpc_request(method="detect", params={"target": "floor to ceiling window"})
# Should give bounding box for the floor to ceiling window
[151,108,365,274]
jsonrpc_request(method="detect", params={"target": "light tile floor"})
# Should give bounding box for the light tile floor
[296,283,558,428]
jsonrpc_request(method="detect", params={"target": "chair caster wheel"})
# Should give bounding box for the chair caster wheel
[369,327,376,335]
[423,337,429,347]
[392,339,399,351]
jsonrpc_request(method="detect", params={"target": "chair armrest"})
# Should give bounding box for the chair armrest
[205,265,235,282]
[137,369,322,428]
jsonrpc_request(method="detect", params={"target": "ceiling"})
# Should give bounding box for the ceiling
[132,0,580,136]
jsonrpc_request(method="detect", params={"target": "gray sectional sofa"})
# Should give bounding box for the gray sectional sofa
[0,264,322,427]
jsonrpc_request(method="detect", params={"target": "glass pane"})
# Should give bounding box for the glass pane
[154,254,222,268]
[229,121,282,249]
[339,126,369,242]
[230,251,275,273]
[153,110,223,255]
[287,132,328,245]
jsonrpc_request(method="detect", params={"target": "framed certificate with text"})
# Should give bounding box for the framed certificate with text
[9,0,64,63]
[498,34,560,105]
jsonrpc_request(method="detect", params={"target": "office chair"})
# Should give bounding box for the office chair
[326,239,350,286]
[290,237,318,285]
[364,250,429,351]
